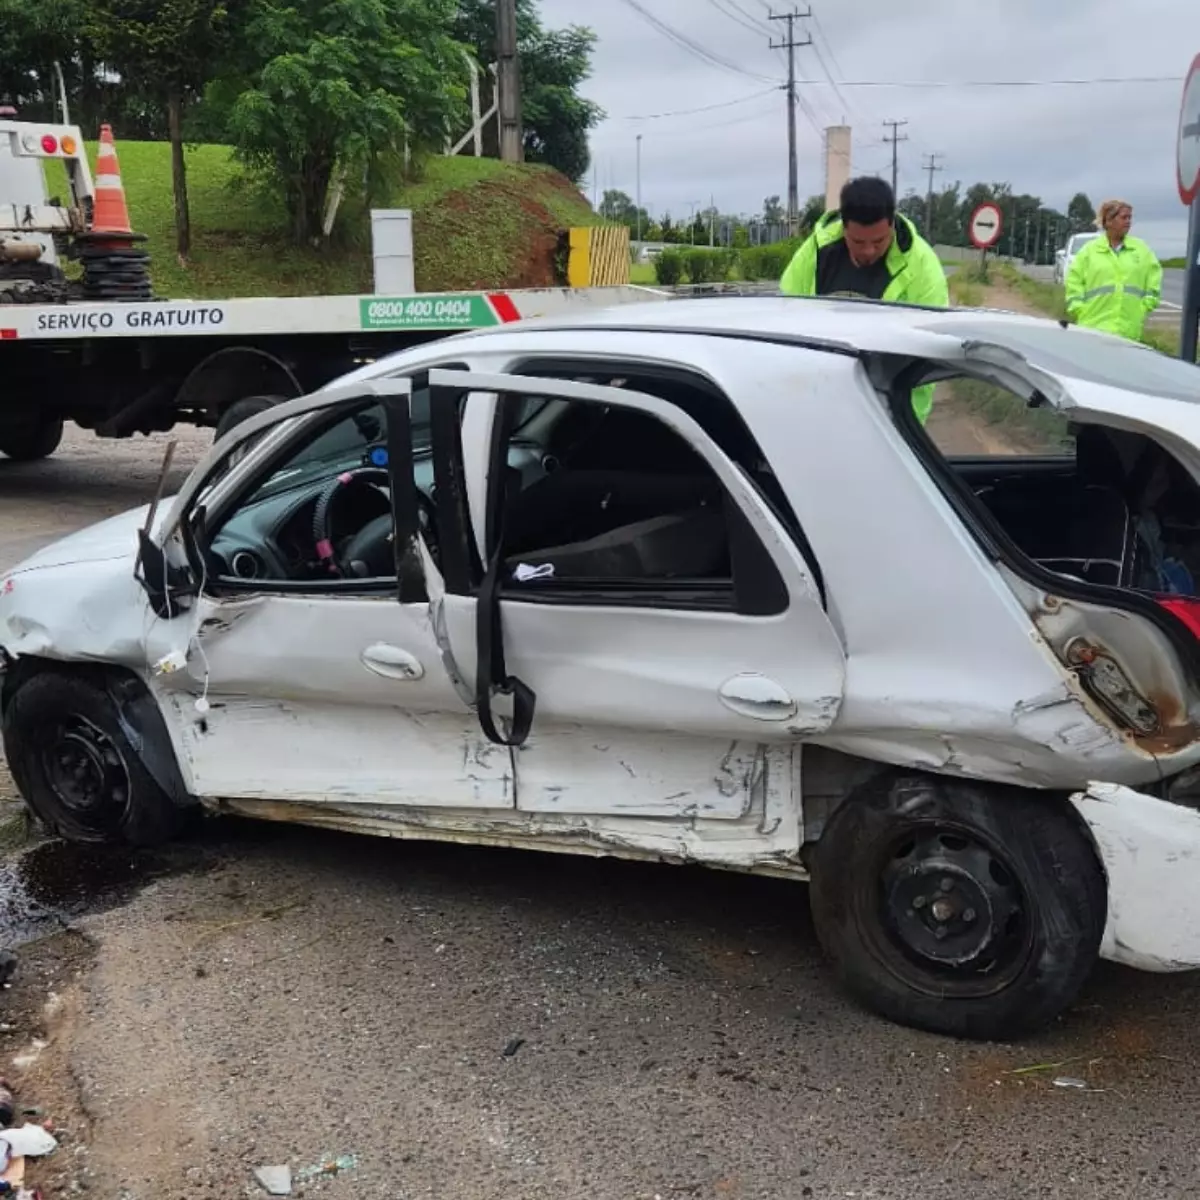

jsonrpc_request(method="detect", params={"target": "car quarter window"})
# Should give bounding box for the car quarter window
[453,362,804,616]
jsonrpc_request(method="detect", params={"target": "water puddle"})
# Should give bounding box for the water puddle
[0,836,218,947]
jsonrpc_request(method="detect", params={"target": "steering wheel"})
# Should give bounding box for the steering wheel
[313,467,390,576]
[313,468,439,578]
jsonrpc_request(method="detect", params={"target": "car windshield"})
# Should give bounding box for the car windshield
[929,320,1200,404]
[1069,233,1098,255]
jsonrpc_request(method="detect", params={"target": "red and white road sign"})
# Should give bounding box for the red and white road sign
[968,203,1003,250]
[1178,52,1200,205]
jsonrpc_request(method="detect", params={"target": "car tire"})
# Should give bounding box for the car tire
[808,773,1106,1041]
[0,416,64,462]
[214,394,284,444]
[2,671,187,846]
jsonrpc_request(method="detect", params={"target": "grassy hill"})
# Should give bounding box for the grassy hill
[59,144,602,299]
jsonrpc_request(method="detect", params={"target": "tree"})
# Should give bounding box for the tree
[1068,192,1095,234]
[451,0,601,183]
[0,0,117,130]
[762,195,784,225]
[897,190,925,231]
[599,189,635,223]
[799,194,825,234]
[226,0,468,245]
[86,0,240,258]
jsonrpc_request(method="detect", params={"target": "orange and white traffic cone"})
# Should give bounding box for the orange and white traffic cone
[90,124,134,237]
[79,123,153,301]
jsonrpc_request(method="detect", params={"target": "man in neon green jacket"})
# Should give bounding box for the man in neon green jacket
[1065,199,1162,341]
[780,177,949,423]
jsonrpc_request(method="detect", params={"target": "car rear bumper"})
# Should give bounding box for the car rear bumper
[1072,784,1200,972]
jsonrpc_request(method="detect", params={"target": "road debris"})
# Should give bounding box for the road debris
[502,1037,526,1058]
[1053,1076,1089,1090]
[0,1126,57,1159]
[253,1164,293,1195]
[296,1153,357,1183]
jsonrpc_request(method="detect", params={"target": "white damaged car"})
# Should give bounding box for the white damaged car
[5,296,1200,1040]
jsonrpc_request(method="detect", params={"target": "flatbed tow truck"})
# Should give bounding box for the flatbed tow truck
[0,113,654,462]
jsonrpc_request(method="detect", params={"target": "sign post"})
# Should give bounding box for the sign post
[1179,53,1200,363]
[968,202,1003,275]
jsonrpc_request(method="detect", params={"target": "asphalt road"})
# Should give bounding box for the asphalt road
[1163,267,1185,310]
[5,430,1200,1198]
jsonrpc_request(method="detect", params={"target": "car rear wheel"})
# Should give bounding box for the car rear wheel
[2,671,186,846]
[808,773,1106,1040]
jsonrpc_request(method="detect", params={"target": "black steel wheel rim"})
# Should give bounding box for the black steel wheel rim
[40,715,132,832]
[867,821,1035,999]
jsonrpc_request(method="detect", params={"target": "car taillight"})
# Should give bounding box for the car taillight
[1157,597,1200,639]
[40,134,57,154]
[60,135,77,156]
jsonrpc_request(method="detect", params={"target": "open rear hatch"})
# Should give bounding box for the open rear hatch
[889,317,1200,785]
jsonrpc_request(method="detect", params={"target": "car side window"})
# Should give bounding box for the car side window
[202,400,395,590]
[488,389,789,616]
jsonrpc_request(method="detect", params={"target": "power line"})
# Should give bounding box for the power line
[617,88,778,121]
[614,0,779,86]
[882,118,908,196]
[725,0,774,32]
[797,74,1184,89]
[809,34,855,121]
[701,0,770,37]
[809,9,849,82]
[769,8,811,234]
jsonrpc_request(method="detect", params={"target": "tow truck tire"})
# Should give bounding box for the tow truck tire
[2,672,185,846]
[808,774,1106,1041]
[0,416,64,462]
[214,394,284,443]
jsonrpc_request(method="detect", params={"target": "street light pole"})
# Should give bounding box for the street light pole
[636,135,643,250]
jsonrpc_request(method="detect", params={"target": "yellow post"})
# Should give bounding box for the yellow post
[567,227,592,288]
[566,226,630,286]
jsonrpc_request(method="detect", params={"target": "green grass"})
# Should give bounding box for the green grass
[52,144,602,298]
[994,262,1067,320]
[629,261,657,284]
[1162,257,1186,269]
[950,377,1074,453]
[948,276,983,307]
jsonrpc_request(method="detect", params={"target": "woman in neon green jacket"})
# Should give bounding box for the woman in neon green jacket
[1065,199,1162,341]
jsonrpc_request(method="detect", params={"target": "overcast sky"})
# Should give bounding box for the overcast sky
[539,0,1200,256]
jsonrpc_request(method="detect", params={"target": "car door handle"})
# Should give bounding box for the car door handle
[718,674,798,721]
[361,643,425,682]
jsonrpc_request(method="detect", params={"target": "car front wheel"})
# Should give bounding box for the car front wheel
[2,671,187,846]
[808,773,1106,1040]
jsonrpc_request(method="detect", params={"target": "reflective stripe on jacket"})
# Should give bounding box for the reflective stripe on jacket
[1064,235,1162,341]
[780,212,949,423]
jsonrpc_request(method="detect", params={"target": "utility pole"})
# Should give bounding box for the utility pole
[922,153,943,240]
[496,0,523,162]
[1023,215,1032,262]
[769,9,810,236]
[635,134,643,249]
[883,120,908,197]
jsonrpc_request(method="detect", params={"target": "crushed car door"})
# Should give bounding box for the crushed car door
[149,376,514,810]
[424,368,847,818]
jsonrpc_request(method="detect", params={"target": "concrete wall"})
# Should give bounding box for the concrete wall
[824,126,851,211]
